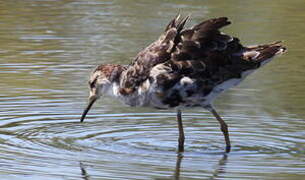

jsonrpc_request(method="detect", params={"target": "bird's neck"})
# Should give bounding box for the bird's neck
[102,64,128,98]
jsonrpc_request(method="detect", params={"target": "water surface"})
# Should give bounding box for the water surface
[0,0,304,179]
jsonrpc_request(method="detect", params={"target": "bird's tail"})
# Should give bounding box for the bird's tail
[242,41,287,66]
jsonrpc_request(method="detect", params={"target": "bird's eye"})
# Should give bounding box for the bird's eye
[89,78,97,88]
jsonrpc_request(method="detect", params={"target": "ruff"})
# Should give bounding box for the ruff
[80,15,286,153]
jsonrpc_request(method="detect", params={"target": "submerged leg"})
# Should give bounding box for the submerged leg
[176,109,185,152]
[207,106,231,153]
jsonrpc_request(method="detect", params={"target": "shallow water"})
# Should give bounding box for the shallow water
[0,0,305,179]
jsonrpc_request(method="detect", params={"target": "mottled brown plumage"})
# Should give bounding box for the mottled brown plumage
[119,15,189,95]
[81,15,286,153]
[119,16,285,101]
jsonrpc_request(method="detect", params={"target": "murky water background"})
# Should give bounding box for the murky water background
[0,0,304,179]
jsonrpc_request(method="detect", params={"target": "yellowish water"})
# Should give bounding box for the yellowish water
[0,0,304,179]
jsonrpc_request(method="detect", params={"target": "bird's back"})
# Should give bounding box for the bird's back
[118,15,286,108]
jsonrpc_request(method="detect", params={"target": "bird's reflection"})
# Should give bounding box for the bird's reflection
[79,153,228,180]
[172,153,228,180]
[208,153,228,180]
[80,162,90,180]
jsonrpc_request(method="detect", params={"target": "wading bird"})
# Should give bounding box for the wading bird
[80,15,286,153]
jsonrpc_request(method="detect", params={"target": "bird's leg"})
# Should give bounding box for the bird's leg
[173,153,183,180]
[207,106,231,153]
[176,109,185,152]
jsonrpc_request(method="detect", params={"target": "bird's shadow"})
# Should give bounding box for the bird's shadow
[79,153,228,180]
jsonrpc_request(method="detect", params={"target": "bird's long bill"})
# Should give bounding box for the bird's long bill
[80,97,97,122]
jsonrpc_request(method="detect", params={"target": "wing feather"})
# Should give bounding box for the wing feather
[120,15,189,95]
[119,15,286,96]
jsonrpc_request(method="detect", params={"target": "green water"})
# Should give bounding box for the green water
[0,0,304,179]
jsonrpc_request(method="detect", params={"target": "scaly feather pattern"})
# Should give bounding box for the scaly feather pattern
[81,14,287,153]
[118,15,285,108]
[119,15,190,95]
[91,15,286,108]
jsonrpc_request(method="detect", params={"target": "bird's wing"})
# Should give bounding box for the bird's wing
[169,17,240,77]
[120,15,286,95]
[165,17,285,92]
[119,15,189,95]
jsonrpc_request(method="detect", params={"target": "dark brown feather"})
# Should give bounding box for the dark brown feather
[119,15,286,97]
[120,15,189,95]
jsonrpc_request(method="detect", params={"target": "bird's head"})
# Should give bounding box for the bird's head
[80,64,125,122]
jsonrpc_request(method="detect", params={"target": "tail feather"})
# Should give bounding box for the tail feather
[243,41,287,62]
